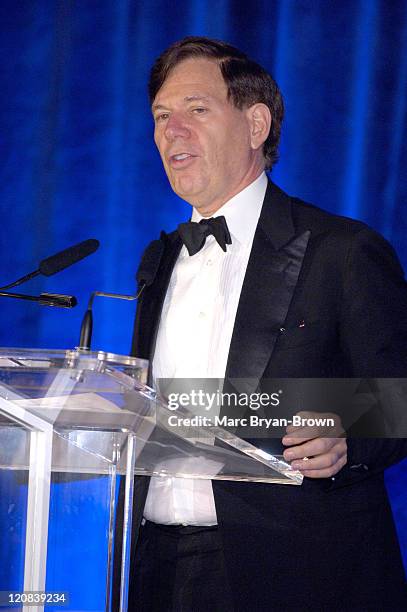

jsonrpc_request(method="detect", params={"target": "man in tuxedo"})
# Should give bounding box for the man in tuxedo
[129,37,407,610]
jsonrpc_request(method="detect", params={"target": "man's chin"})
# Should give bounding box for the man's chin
[171,180,206,207]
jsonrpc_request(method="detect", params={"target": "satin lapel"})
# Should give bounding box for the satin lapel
[133,231,182,360]
[225,182,311,394]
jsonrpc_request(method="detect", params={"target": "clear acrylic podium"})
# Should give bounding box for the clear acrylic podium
[0,348,301,611]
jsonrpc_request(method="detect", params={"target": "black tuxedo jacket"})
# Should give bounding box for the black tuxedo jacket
[130,181,407,610]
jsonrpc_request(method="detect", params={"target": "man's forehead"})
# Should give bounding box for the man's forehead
[152,58,227,106]
[152,95,212,112]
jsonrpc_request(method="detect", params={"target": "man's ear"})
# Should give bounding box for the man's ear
[246,103,271,151]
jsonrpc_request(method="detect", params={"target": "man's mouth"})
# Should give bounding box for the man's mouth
[169,152,197,167]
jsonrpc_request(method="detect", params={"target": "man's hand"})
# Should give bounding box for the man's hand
[282,411,347,478]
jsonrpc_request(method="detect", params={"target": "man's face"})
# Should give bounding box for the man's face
[152,58,264,215]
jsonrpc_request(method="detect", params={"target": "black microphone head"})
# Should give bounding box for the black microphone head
[136,239,165,288]
[39,239,100,276]
[39,293,78,308]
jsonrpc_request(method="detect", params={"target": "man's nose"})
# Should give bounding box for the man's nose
[164,113,190,141]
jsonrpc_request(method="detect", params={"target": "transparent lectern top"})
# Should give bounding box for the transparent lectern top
[0,348,302,485]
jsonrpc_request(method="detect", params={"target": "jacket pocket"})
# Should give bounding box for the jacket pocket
[276,321,321,349]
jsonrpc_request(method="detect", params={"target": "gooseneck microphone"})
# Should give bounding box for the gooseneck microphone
[39,238,99,276]
[0,291,77,308]
[78,292,137,350]
[0,239,99,308]
[0,239,99,291]
[135,239,165,298]
[78,239,164,350]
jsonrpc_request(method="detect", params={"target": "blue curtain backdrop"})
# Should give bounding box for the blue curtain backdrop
[0,0,406,581]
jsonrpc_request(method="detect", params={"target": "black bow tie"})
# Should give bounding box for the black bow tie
[177,216,232,256]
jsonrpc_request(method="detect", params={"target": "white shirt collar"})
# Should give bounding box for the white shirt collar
[190,172,268,246]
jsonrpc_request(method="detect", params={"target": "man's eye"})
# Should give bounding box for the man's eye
[192,107,207,114]
[155,113,169,122]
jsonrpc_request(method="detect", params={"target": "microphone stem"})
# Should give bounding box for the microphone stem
[135,282,146,300]
[79,291,138,351]
[0,291,77,308]
[0,290,42,302]
[78,309,93,350]
[0,270,40,291]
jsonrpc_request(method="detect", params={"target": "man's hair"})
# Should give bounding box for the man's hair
[149,36,284,170]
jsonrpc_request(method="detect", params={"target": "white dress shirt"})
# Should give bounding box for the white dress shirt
[143,172,268,525]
